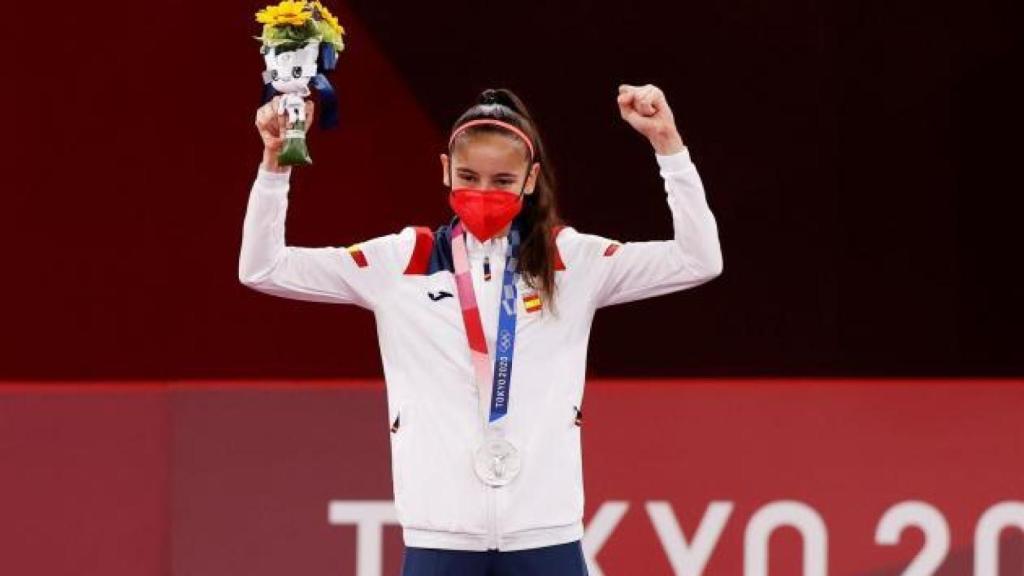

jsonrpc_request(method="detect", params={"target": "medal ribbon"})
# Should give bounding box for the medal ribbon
[450,221,520,427]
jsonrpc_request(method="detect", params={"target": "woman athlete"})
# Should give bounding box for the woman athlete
[240,85,723,575]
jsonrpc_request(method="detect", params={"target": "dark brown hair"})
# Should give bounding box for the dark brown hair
[448,88,564,309]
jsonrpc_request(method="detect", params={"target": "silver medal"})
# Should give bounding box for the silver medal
[473,436,522,486]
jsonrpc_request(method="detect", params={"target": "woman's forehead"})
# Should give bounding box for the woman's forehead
[451,132,530,171]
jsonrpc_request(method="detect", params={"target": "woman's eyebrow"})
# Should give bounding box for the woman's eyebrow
[456,168,518,177]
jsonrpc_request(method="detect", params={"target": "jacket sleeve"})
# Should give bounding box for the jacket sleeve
[237,166,415,310]
[583,148,723,308]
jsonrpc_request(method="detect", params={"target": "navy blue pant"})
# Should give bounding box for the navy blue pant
[401,540,589,576]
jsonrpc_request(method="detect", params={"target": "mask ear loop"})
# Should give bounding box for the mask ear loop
[519,150,535,197]
[448,150,454,193]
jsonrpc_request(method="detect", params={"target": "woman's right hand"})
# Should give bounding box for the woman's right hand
[255,96,315,172]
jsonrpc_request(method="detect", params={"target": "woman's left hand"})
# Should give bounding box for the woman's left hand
[617,84,686,155]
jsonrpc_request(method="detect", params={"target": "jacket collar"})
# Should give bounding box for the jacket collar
[422,214,527,275]
[446,213,526,255]
[465,229,509,256]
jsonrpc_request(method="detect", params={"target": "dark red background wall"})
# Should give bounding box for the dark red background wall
[4,0,1021,380]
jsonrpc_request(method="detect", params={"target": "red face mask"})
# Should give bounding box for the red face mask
[448,188,524,242]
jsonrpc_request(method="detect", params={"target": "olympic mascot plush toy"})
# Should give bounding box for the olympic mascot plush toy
[255,0,345,165]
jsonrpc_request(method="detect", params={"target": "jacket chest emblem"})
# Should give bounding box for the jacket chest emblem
[522,292,542,313]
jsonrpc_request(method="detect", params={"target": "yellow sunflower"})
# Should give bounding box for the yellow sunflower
[255,0,311,27]
[313,1,345,36]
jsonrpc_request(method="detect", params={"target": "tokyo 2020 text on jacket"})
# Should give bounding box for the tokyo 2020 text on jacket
[238,147,723,552]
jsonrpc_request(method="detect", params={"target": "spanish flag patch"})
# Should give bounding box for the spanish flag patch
[346,244,368,268]
[523,292,542,313]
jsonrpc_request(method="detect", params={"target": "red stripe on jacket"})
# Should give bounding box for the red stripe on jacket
[404,226,435,275]
[552,225,567,271]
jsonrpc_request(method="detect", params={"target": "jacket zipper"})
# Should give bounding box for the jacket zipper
[487,485,499,549]
[480,243,501,548]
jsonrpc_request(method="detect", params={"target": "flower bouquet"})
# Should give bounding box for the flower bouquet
[255,0,346,165]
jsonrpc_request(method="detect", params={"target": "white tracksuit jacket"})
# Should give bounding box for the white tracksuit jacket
[238,147,723,551]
